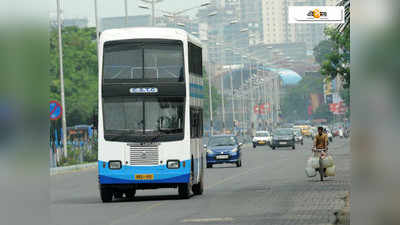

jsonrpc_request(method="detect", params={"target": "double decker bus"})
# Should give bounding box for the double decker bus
[97,28,204,202]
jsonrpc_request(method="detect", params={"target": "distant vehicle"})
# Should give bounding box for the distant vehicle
[97,28,205,202]
[301,125,312,137]
[332,127,340,137]
[205,135,243,168]
[321,125,333,142]
[310,127,318,140]
[292,128,303,145]
[293,125,312,137]
[252,131,271,148]
[325,128,333,142]
[270,128,296,150]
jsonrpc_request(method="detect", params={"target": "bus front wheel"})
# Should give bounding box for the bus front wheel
[178,175,193,199]
[125,188,136,200]
[100,186,113,203]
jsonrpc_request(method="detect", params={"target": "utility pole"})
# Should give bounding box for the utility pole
[240,57,245,132]
[124,0,128,26]
[208,62,213,136]
[151,0,155,26]
[94,0,100,48]
[57,0,68,159]
[230,68,235,130]
[221,74,225,134]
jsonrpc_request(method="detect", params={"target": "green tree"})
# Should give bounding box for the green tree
[315,21,350,111]
[313,40,335,64]
[280,73,324,122]
[320,27,350,89]
[50,26,98,126]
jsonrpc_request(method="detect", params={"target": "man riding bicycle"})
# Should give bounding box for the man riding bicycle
[313,126,329,178]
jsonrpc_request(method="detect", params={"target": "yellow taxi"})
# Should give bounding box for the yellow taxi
[293,125,312,137]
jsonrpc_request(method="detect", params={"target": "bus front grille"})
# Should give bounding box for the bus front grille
[128,144,159,166]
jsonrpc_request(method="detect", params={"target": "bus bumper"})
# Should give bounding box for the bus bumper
[98,160,191,185]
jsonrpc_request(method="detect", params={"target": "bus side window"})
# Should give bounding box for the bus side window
[190,108,202,138]
[188,42,202,77]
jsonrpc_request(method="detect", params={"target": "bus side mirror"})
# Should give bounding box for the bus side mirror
[239,143,243,147]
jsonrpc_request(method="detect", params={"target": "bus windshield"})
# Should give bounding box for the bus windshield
[103,97,184,142]
[103,40,184,82]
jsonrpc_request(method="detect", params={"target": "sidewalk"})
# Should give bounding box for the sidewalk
[275,140,351,225]
[50,162,97,176]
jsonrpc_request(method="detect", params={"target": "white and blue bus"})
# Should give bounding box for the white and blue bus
[97,27,204,202]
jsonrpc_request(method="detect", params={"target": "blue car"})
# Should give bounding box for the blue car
[204,135,243,168]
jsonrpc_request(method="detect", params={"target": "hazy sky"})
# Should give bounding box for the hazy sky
[50,0,205,26]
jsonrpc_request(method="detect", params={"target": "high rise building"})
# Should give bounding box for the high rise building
[261,0,292,44]
[240,0,263,46]
[197,0,243,65]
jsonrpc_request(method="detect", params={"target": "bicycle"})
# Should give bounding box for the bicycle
[312,147,328,181]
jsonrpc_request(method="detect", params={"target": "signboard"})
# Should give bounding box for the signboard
[50,100,62,121]
[288,6,345,24]
[129,87,158,94]
[329,101,347,115]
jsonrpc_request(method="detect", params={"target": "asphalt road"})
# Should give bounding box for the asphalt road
[51,137,350,225]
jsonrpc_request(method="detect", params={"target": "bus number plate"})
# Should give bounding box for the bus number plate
[135,174,154,180]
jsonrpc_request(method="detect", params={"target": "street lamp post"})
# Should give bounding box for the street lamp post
[230,67,235,133]
[139,0,163,26]
[124,0,128,26]
[240,56,245,131]
[207,63,214,136]
[162,2,210,27]
[57,0,68,159]
[221,73,225,134]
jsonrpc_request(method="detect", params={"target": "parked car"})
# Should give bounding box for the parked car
[270,128,296,150]
[292,128,303,145]
[205,135,243,168]
[252,131,271,148]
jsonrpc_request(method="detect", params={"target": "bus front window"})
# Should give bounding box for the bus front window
[103,97,184,142]
[103,40,184,82]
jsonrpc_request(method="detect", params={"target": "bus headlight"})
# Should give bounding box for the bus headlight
[231,148,238,153]
[206,149,213,154]
[167,160,180,169]
[109,161,122,170]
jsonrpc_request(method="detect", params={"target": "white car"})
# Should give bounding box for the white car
[292,128,304,145]
[252,131,271,148]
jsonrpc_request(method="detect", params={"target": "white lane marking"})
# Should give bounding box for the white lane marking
[182,217,234,223]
